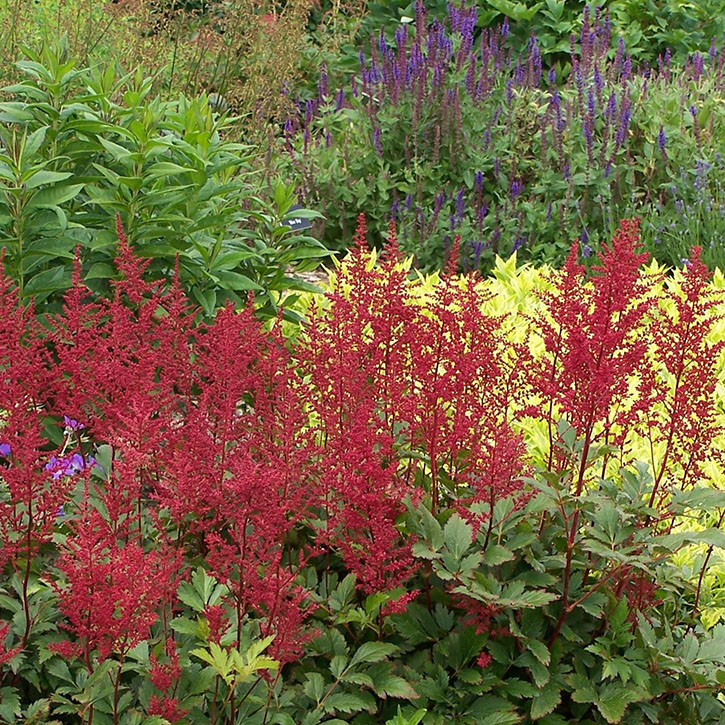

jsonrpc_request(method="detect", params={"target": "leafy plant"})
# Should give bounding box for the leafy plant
[0,42,326,319]
[2,217,725,722]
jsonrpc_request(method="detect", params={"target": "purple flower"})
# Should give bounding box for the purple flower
[594,65,603,92]
[395,24,407,49]
[581,243,593,258]
[334,88,345,111]
[510,179,522,201]
[45,453,96,479]
[433,191,445,215]
[547,67,556,85]
[45,456,64,480]
[318,64,329,101]
[657,125,667,155]
[373,127,382,156]
[606,91,617,119]
[474,170,484,193]
[63,415,85,431]
[622,56,631,81]
[0,442,10,457]
[473,240,484,265]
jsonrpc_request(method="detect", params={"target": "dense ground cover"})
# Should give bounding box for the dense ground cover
[2,219,725,722]
[1,0,725,723]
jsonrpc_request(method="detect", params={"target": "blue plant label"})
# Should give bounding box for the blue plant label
[284,204,313,231]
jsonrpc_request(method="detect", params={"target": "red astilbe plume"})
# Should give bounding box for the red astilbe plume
[156,302,318,663]
[147,638,188,723]
[53,505,181,665]
[403,242,527,523]
[0,621,22,666]
[0,259,77,649]
[49,236,196,541]
[527,219,656,645]
[640,247,725,512]
[527,218,652,489]
[298,222,419,594]
[299,218,527,591]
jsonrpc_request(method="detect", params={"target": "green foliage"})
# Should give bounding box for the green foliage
[0,43,326,319]
[353,0,724,69]
[399,455,725,723]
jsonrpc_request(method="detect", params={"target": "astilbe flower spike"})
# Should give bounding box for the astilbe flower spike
[53,507,181,664]
[298,215,528,594]
[0,259,78,649]
[527,218,652,485]
[641,245,725,513]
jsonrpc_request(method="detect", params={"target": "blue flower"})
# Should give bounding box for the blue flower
[0,442,10,457]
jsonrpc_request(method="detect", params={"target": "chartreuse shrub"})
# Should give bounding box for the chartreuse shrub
[0,44,326,321]
[3,215,725,723]
[280,0,725,272]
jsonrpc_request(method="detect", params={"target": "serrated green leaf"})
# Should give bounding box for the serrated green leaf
[324,691,376,714]
[596,684,646,724]
[444,515,473,559]
[530,682,561,720]
[527,640,551,666]
[304,672,326,702]
[0,687,21,721]
[484,544,515,566]
[350,641,398,666]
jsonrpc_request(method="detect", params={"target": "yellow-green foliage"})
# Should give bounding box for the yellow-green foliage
[281,250,725,626]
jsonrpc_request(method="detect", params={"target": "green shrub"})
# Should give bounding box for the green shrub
[0,43,326,319]
[350,0,725,70]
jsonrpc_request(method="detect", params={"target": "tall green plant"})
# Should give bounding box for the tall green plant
[0,43,326,319]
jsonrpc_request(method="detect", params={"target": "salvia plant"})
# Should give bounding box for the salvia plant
[280,1,725,273]
[2,214,725,722]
